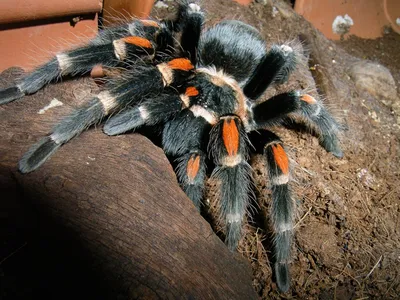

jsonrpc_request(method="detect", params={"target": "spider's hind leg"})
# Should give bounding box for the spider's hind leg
[209,116,252,250]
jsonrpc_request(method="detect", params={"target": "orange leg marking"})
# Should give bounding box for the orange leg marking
[187,155,201,182]
[167,58,194,71]
[272,144,289,174]
[185,86,199,97]
[222,119,239,156]
[141,20,159,27]
[122,36,152,48]
[301,94,317,104]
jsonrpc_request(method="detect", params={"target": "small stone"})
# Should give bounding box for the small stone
[272,6,279,18]
[349,61,398,107]
[155,1,168,9]
[357,168,378,190]
[332,14,354,35]
[255,0,268,5]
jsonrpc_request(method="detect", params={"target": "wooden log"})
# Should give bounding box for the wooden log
[0,68,258,299]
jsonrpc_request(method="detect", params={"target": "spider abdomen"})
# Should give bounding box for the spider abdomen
[198,21,266,85]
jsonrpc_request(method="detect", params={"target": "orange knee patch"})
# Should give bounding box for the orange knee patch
[187,155,201,182]
[272,144,289,174]
[222,118,239,156]
[185,86,199,97]
[122,36,152,48]
[301,94,317,104]
[167,58,194,71]
[141,20,159,27]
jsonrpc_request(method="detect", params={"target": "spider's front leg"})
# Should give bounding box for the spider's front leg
[162,92,212,209]
[209,116,252,250]
[103,90,183,136]
[0,29,160,105]
[18,58,195,173]
[252,130,294,292]
[0,1,203,105]
[251,91,343,157]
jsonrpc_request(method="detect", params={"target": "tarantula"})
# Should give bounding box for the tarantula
[0,1,343,292]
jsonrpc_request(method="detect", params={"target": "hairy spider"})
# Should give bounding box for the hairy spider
[0,1,343,292]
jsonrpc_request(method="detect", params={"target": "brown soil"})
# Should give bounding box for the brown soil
[155,0,400,299]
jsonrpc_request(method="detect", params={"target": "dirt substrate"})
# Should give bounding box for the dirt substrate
[154,0,399,298]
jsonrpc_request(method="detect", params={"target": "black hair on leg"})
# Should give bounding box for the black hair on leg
[163,0,197,33]
[252,92,300,126]
[297,95,343,157]
[176,151,207,210]
[262,130,293,293]
[0,36,156,104]
[19,97,106,173]
[251,92,343,157]
[18,58,194,173]
[179,3,204,64]
[104,91,183,135]
[209,116,251,250]
[18,136,61,173]
[0,86,25,105]
[162,109,210,157]
[0,58,60,104]
[243,44,297,100]
[63,38,155,75]
[162,106,210,209]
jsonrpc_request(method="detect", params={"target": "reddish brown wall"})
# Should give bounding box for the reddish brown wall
[0,0,102,24]
[102,0,154,25]
[0,0,101,71]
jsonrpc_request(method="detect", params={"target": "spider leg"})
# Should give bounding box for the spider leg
[176,151,207,210]
[0,1,203,105]
[251,91,343,157]
[105,81,203,135]
[162,105,211,209]
[162,0,200,32]
[103,90,184,135]
[257,130,293,293]
[18,58,195,173]
[209,116,252,250]
[179,3,204,64]
[243,44,297,100]
[0,35,156,105]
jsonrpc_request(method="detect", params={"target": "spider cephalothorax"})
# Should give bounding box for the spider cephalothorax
[0,1,343,292]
